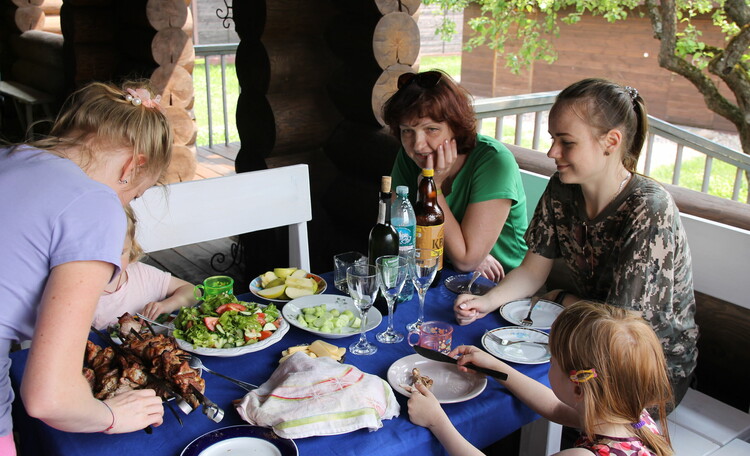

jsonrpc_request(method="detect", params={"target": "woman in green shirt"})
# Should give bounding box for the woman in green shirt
[383,70,528,281]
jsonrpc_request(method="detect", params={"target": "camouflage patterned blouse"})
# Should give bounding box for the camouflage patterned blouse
[525,173,698,381]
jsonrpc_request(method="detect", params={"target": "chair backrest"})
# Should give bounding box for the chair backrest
[131,164,312,270]
[520,169,549,222]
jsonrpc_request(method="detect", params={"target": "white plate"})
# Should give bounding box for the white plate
[387,354,487,404]
[482,327,551,364]
[181,425,298,456]
[282,295,382,339]
[174,309,290,358]
[498,298,563,329]
[249,273,327,303]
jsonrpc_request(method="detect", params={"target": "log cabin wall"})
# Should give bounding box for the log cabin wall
[231,0,420,276]
[461,4,736,132]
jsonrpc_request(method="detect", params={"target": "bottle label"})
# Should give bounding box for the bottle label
[415,223,444,269]
[395,225,415,250]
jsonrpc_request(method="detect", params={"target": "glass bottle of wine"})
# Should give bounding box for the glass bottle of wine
[368,176,399,314]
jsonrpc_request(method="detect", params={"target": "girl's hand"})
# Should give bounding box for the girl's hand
[453,294,492,325]
[450,345,509,374]
[426,138,458,187]
[476,255,505,282]
[142,301,168,320]
[406,381,447,429]
[104,389,164,433]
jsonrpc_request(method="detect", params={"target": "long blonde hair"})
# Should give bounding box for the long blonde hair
[27,80,172,185]
[550,301,673,456]
[123,204,144,263]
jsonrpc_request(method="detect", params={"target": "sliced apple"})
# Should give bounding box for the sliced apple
[260,271,277,287]
[284,286,315,299]
[266,277,285,288]
[285,277,316,290]
[290,269,309,279]
[273,267,297,279]
[257,284,286,299]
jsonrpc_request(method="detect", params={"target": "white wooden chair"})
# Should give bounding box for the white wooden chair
[131,164,312,270]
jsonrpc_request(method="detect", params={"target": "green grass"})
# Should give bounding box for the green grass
[193,58,240,146]
[419,54,461,80]
[651,156,748,201]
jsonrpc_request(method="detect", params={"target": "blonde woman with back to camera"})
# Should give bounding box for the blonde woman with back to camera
[0,81,172,454]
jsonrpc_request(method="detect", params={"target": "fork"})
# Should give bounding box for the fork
[520,296,541,326]
[184,355,259,392]
[485,330,548,346]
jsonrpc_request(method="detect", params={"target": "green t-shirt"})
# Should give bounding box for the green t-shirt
[391,134,528,271]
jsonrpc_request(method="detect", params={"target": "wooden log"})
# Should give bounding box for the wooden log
[266,91,342,155]
[163,144,197,183]
[373,11,420,70]
[324,119,400,177]
[60,5,115,44]
[372,64,413,126]
[11,0,44,7]
[324,13,378,63]
[182,3,193,36]
[146,0,187,31]
[375,0,421,16]
[328,63,382,127]
[164,105,196,146]
[234,39,268,92]
[235,89,277,165]
[64,0,113,6]
[150,63,194,109]
[244,38,335,94]
[262,0,336,40]
[41,0,62,14]
[113,0,150,29]
[67,43,119,86]
[115,27,156,63]
[151,27,194,69]
[11,59,65,95]
[41,13,60,34]
[329,0,382,17]
[14,6,44,31]
[11,30,64,68]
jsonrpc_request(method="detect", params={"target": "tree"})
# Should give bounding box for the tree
[425,0,750,161]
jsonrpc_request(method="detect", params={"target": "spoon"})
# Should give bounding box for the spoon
[460,271,482,294]
[186,355,259,392]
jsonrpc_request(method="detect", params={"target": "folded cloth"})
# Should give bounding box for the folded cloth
[235,352,400,438]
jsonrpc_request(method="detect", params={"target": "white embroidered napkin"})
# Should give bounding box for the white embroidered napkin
[235,352,400,438]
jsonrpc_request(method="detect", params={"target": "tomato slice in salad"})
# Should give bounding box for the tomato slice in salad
[259,330,273,340]
[204,316,219,331]
[216,303,247,314]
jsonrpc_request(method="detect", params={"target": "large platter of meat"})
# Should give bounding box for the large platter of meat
[85,313,210,416]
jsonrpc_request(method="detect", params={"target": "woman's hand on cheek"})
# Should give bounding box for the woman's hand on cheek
[433,139,457,186]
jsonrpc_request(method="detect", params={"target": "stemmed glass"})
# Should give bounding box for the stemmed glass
[375,255,407,344]
[347,263,379,355]
[406,248,440,332]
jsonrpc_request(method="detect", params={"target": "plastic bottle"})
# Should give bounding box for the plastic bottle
[391,185,415,302]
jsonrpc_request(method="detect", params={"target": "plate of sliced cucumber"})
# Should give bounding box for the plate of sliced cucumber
[281,295,382,339]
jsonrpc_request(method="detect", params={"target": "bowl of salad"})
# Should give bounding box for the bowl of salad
[172,293,289,357]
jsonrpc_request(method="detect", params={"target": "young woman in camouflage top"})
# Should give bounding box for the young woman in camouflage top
[454,78,698,405]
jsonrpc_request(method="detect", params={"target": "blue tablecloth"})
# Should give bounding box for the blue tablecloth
[10,270,550,455]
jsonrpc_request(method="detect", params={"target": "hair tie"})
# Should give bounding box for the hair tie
[569,368,598,383]
[624,86,639,102]
[125,88,165,114]
[631,419,646,429]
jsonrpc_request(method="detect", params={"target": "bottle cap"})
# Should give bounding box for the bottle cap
[396,185,409,196]
[380,176,392,193]
[422,168,434,177]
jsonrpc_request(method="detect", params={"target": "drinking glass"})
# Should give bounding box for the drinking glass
[406,248,440,332]
[347,263,379,355]
[375,255,407,344]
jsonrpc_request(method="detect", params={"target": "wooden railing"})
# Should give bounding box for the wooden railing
[474,93,750,204]
[194,43,238,148]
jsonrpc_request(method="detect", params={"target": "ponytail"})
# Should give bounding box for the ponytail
[625,96,648,173]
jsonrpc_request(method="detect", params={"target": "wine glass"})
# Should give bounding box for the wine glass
[406,248,440,332]
[347,263,379,355]
[375,255,407,344]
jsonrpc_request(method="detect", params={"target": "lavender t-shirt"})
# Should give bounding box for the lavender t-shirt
[0,146,126,436]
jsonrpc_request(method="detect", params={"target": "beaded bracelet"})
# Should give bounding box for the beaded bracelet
[101,401,115,433]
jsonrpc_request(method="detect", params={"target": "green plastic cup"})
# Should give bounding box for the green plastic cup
[194,275,234,300]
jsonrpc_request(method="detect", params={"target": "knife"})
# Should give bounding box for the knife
[413,345,508,381]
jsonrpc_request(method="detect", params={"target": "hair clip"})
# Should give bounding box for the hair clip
[624,86,639,101]
[125,88,165,113]
[569,368,598,383]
